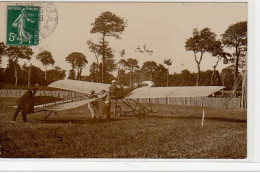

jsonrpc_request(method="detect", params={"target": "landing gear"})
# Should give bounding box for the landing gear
[112,98,158,118]
[138,107,145,118]
[114,106,122,117]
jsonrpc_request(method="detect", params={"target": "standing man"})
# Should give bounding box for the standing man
[109,80,120,99]
[12,84,39,122]
[88,90,101,120]
[109,80,123,116]
[109,79,124,99]
[99,90,111,120]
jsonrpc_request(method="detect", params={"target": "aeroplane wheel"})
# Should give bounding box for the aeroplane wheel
[114,106,122,117]
[138,108,145,118]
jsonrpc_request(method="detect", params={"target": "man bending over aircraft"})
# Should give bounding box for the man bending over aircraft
[99,90,111,120]
[12,84,39,122]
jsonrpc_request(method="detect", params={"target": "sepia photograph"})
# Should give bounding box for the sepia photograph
[0,1,247,159]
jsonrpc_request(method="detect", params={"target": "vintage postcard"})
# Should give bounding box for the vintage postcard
[0,1,247,159]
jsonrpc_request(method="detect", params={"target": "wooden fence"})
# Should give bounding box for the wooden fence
[0,89,86,98]
[0,90,242,108]
[131,97,242,109]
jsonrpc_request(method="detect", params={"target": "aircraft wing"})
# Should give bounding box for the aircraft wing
[34,98,98,111]
[125,86,225,98]
[48,79,111,94]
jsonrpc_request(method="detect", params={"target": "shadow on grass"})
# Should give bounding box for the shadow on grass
[146,115,246,123]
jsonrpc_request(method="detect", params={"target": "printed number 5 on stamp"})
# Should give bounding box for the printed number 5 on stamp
[6,6,40,46]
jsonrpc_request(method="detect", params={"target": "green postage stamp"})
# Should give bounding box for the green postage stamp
[6,6,40,46]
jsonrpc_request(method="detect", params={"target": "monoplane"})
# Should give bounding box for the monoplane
[14,79,225,121]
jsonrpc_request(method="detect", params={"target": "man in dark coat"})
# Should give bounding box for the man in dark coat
[99,89,111,120]
[109,80,122,99]
[12,84,39,122]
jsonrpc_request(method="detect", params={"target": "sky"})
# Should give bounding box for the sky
[0,2,248,76]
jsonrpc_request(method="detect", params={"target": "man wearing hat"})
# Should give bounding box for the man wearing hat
[109,80,122,99]
[88,90,100,120]
[108,80,124,116]
[12,83,40,122]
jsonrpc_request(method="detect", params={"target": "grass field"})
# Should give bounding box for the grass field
[0,97,246,158]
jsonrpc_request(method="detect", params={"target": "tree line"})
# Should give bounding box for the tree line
[185,21,247,86]
[0,49,237,90]
[0,44,66,88]
[0,11,247,91]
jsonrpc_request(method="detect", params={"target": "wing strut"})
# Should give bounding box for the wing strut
[128,98,159,113]
[43,110,54,121]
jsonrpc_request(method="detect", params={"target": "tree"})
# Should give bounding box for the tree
[6,46,33,86]
[88,62,99,82]
[0,42,7,86]
[0,42,6,86]
[221,67,235,90]
[180,69,191,86]
[117,59,125,84]
[65,52,88,80]
[117,49,126,83]
[200,70,215,86]
[210,40,231,85]
[141,61,158,82]
[119,49,126,58]
[122,58,139,87]
[164,58,172,86]
[101,44,116,73]
[68,69,76,80]
[36,50,55,82]
[222,21,247,81]
[21,62,32,88]
[20,64,44,86]
[87,39,115,83]
[29,65,44,86]
[185,28,217,86]
[90,11,127,83]
[0,67,4,88]
[0,42,7,65]
[87,40,101,82]
[4,59,18,84]
[46,66,66,84]
[156,64,168,86]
